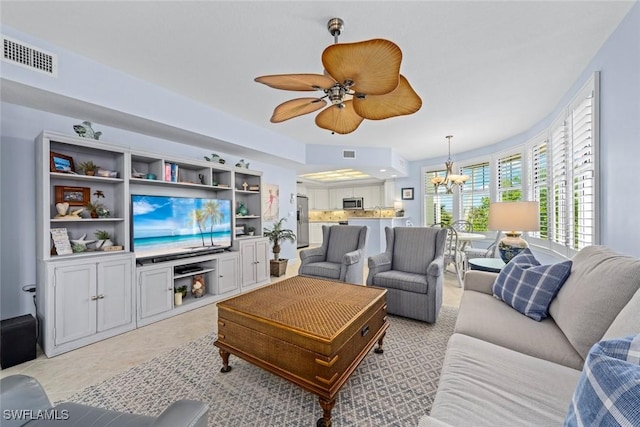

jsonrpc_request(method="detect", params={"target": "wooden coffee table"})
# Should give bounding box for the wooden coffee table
[214,276,388,426]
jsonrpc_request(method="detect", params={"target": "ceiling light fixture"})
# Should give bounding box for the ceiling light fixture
[254,17,422,135]
[430,135,469,194]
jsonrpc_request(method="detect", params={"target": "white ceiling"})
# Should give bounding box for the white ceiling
[1,1,635,164]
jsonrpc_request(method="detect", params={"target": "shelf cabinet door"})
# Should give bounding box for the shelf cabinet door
[240,241,258,287]
[218,254,239,294]
[53,263,98,346]
[139,267,173,319]
[97,258,133,332]
[255,239,270,284]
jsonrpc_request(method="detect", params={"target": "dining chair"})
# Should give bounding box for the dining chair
[432,223,465,287]
[452,220,474,233]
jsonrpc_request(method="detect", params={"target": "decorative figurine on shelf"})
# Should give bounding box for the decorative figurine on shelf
[204,154,226,164]
[54,202,84,218]
[192,275,205,298]
[70,234,96,250]
[235,159,249,169]
[198,173,205,185]
[73,121,102,140]
[236,202,249,216]
[242,181,248,191]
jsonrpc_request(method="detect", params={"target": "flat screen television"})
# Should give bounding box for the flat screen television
[131,194,232,260]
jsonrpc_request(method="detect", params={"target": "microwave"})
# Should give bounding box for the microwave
[343,197,364,210]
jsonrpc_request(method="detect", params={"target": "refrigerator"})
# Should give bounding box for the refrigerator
[297,195,309,248]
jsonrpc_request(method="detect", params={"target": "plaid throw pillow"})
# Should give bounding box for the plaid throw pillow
[492,248,572,321]
[565,334,640,426]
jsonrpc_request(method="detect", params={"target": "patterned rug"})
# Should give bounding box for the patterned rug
[69,306,457,426]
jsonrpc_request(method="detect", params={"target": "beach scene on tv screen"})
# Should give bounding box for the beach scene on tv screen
[132,195,232,258]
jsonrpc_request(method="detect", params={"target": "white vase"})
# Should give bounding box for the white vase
[102,239,113,248]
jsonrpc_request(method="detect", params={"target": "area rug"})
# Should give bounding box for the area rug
[68,306,457,426]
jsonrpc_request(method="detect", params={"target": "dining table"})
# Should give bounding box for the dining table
[456,232,486,251]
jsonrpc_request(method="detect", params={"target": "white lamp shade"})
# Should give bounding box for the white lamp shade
[488,201,540,232]
[393,201,403,210]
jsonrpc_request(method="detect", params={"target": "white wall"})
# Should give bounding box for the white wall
[399,2,640,258]
[0,103,297,320]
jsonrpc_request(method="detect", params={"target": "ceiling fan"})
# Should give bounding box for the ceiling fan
[254,18,422,135]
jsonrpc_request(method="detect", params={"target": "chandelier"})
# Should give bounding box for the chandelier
[430,135,469,194]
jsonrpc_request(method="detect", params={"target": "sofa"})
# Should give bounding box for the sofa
[420,245,640,426]
[0,374,209,427]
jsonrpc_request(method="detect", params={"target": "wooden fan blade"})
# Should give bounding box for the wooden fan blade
[322,39,402,95]
[271,98,327,123]
[255,74,336,91]
[353,75,422,120]
[315,101,364,134]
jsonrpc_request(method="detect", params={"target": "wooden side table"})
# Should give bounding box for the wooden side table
[468,258,506,273]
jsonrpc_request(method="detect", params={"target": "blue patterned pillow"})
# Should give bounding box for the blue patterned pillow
[565,334,640,426]
[492,248,572,321]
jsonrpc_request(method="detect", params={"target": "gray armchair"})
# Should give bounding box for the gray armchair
[366,226,448,323]
[0,374,209,427]
[298,225,368,285]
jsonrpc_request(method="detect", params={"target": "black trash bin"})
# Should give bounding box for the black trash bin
[1,314,37,369]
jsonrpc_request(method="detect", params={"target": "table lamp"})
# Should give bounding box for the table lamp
[488,201,539,263]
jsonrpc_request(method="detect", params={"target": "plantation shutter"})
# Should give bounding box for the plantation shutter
[529,140,549,239]
[424,170,453,225]
[571,92,595,250]
[460,162,490,231]
[497,153,523,201]
[550,120,569,246]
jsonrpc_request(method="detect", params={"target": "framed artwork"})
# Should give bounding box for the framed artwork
[55,186,90,206]
[401,187,414,200]
[50,152,75,173]
[262,183,279,221]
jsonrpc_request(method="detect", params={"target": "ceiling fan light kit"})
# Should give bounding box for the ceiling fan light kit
[254,17,422,135]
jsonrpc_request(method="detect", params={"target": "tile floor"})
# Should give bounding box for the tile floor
[0,247,463,403]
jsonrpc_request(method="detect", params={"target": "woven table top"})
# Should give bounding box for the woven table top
[218,276,386,339]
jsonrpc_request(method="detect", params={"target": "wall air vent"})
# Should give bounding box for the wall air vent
[2,35,57,76]
[342,150,356,159]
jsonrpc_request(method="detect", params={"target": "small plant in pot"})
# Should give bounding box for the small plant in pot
[263,217,296,277]
[93,229,114,250]
[85,190,108,218]
[78,160,100,176]
[244,225,256,236]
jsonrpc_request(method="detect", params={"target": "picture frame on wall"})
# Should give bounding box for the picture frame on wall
[401,187,414,200]
[55,186,90,206]
[50,152,75,173]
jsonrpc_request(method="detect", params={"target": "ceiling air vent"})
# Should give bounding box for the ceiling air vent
[342,150,356,159]
[2,35,57,76]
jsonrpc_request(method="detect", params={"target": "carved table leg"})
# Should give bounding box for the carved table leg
[316,397,335,427]
[219,349,232,373]
[374,331,386,354]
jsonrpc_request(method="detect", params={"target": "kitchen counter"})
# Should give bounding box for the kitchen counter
[348,217,411,258]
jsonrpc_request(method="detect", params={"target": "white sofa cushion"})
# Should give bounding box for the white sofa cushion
[428,333,582,427]
[549,245,640,360]
[603,288,640,340]
[455,290,584,369]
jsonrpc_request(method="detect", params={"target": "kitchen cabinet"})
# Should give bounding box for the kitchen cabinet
[309,188,330,210]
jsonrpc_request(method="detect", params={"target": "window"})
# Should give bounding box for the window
[421,74,598,253]
[497,152,523,202]
[549,78,597,251]
[460,162,490,231]
[424,170,453,225]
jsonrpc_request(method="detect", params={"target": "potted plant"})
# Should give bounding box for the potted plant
[85,190,108,218]
[245,225,256,236]
[263,217,296,277]
[78,160,100,176]
[94,230,114,250]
